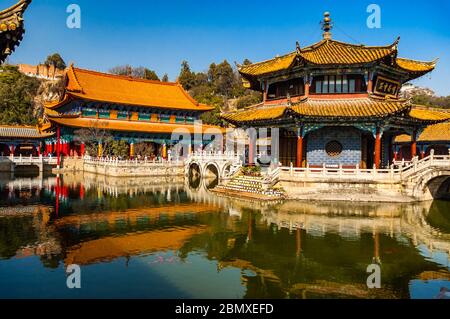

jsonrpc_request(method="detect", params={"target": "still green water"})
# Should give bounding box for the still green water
[0,173,449,299]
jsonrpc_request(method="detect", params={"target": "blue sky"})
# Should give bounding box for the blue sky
[6,0,450,96]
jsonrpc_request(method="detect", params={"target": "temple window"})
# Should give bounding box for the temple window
[82,108,97,118]
[117,111,128,120]
[138,113,151,121]
[98,109,110,119]
[267,78,304,100]
[312,75,366,94]
[176,115,186,123]
[186,116,195,124]
[325,140,343,157]
[160,114,171,123]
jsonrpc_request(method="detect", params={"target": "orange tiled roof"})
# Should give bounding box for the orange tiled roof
[408,107,450,122]
[0,0,31,62]
[239,39,397,76]
[395,122,450,143]
[239,38,436,80]
[222,96,409,123]
[291,96,410,118]
[46,115,225,134]
[221,104,287,123]
[0,124,53,139]
[396,58,437,73]
[299,39,395,65]
[238,53,297,76]
[46,65,213,111]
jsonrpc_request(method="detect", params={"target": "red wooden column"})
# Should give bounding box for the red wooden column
[367,72,373,93]
[411,130,418,159]
[296,127,304,168]
[248,140,254,165]
[80,143,85,157]
[263,81,268,102]
[374,127,381,169]
[56,126,61,168]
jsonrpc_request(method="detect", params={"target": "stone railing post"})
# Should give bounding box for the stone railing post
[355,164,360,177]
[322,163,326,177]
[305,164,309,178]
[290,162,293,176]
[372,164,376,178]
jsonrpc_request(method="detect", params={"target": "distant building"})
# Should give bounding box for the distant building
[400,83,435,99]
[17,63,65,80]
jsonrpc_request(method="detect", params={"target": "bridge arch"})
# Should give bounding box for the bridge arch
[203,162,220,179]
[413,169,450,201]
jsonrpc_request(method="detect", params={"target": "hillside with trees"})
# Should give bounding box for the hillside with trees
[177,60,262,126]
[0,65,41,125]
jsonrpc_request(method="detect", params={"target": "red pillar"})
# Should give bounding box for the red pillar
[56,126,61,167]
[248,141,254,165]
[80,143,85,157]
[296,127,303,168]
[374,127,381,169]
[411,130,417,159]
[304,81,310,97]
[37,143,41,157]
[9,145,14,157]
[367,72,373,93]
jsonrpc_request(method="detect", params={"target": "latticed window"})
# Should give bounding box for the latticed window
[325,140,343,157]
[138,113,151,121]
[117,111,128,120]
[98,109,110,119]
[186,116,195,124]
[160,114,171,123]
[82,108,97,117]
[313,75,364,94]
[176,115,186,123]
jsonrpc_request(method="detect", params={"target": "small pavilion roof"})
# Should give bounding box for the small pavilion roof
[0,125,53,139]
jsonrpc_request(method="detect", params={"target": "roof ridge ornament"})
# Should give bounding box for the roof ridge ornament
[320,12,333,40]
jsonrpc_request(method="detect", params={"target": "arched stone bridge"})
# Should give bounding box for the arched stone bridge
[404,156,450,201]
[185,152,243,181]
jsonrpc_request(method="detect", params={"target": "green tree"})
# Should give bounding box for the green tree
[142,68,160,81]
[0,65,40,125]
[44,53,67,69]
[178,60,197,90]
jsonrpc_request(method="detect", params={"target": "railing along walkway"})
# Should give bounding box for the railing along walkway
[0,155,58,165]
[277,152,450,183]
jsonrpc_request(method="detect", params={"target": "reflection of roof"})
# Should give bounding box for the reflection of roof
[0,125,53,139]
[46,65,213,111]
[395,122,450,143]
[53,203,218,227]
[64,226,206,266]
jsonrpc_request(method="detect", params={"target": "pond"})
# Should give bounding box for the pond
[0,173,449,299]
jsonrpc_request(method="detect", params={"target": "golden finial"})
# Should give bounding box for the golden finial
[321,12,333,40]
